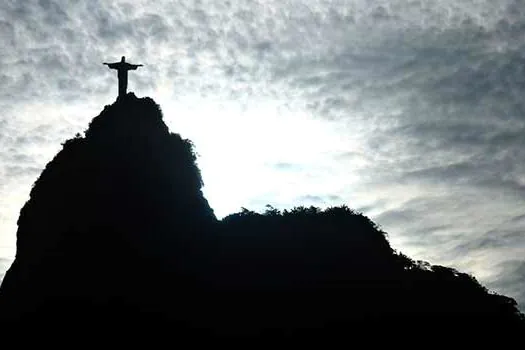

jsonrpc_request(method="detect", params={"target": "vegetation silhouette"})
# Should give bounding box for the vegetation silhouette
[0,93,523,338]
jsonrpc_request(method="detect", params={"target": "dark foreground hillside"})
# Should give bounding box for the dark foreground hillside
[0,93,523,338]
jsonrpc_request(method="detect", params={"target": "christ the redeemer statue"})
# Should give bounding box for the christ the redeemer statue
[103,56,143,98]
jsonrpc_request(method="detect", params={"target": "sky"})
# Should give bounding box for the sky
[1,0,525,310]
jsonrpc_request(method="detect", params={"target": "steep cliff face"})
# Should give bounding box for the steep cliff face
[0,93,216,322]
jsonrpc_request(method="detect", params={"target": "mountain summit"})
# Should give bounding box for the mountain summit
[0,94,523,337]
[0,93,216,325]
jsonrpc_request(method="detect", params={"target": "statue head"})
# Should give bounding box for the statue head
[121,56,125,62]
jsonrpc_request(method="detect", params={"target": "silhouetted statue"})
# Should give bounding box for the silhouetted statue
[103,56,143,98]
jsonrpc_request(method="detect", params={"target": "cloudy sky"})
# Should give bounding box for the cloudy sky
[1,0,525,309]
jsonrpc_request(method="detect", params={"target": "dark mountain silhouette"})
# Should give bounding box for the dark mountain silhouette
[0,93,523,338]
